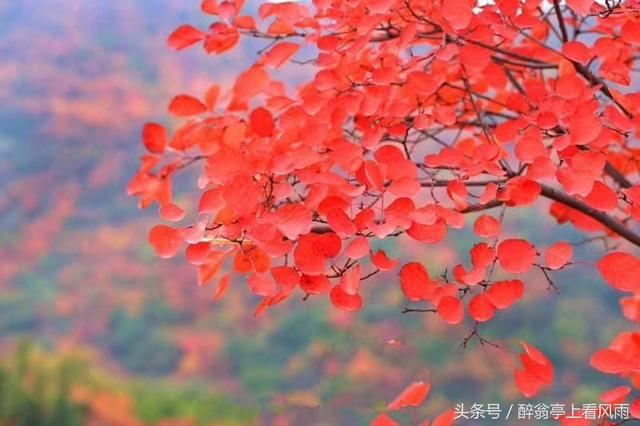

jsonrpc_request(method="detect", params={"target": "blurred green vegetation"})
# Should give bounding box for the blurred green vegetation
[0,342,258,425]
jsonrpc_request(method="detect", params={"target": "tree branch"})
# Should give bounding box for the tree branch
[552,0,569,42]
[539,183,640,247]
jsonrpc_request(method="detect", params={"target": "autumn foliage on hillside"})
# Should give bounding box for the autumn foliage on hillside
[129,0,640,423]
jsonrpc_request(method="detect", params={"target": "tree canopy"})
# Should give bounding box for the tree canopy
[129,1,640,423]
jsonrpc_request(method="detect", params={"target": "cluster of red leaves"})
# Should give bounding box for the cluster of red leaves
[130,0,640,413]
[399,240,569,325]
[588,332,640,419]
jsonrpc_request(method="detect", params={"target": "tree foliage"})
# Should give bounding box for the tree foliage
[130,0,640,422]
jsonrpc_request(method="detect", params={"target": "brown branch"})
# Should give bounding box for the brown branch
[604,161,633,189]
[539,183,640,247]
[552,0,569,42]
[402,307,437,314]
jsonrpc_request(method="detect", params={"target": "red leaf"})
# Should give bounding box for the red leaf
[562,41,591,64]
[330,285,363,311]
[345,237,370,259]
[185,242,211,265]
[313,233,342,258]
[590,349,630,374]
[371,413,399,426]
[545,242,573,270]
[262,42,301,68]
[230,65,270,108]
[437,296,464,325]
[566,0,593,16]
[473,215,501,239]
[631,398,640,419]
[584,181,618,212]
[598,252,640,292]
[432,409,456,426]
[339,265,361,295]
[294,239,326,276]
[204,84,221,111]
[222,173,261,215]
[515,342,554,398]
[148,225,182,259]
[371,250,400,271]
[446,180,468,209]
[167,24,206,51]
[407,219,447,244]
[300,274,331,295]
[388,381,431,411]
[442,0,473,30]
[159,202,185,222]
[601,386,631,404]
[271,266,300,290]
[399,263,433,301]
[233,247,271,274]
[368,0,394,14]
[248,273,278,296]
[486,280,524,309]
[201,0,219,15]
[327,208,357,236]
[249,107,275,137]
[211,273,231,301]
[620,296,640,323]
[497,239,536,274]
[168,95,208,117]
[468,293,496,322]
[274,204,313,240]
[142,123,167,153]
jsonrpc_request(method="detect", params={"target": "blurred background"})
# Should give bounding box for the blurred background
[0,1,630,425]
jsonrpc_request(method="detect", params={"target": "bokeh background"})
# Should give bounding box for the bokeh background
[0,1,631,425]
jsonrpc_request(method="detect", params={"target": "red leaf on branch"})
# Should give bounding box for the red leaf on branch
[437,296,464,325]
[486,280,524,310]
[168,95,208,117]
[468,294,496,322]
[497,239,536,274]
[262,42,301,68]
[399,263,433,302]
[545,242,573,270]
[168,24,206,51]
